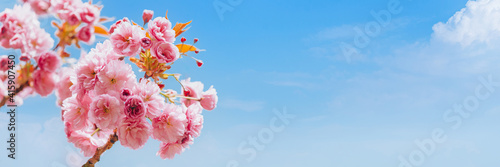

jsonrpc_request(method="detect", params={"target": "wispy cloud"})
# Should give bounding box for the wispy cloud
[0,113,84,167]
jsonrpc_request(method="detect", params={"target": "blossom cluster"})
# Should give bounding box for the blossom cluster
[0,4,53,60]
[0,0,218,163]
[0,0,106,106]
[0,4,61,105]
[60,10,218,159]
[23,0,103,44]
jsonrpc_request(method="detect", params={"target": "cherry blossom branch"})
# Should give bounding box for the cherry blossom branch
[82,130,119,167]
[0,80,29,108]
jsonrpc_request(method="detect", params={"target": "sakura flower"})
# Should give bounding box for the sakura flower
[64,121,73,138]
[23,27,54,58]
[56,67,75,106]
[156,141,190,160]
[77,25,94,44]
[68,11,81,25]
[68,126,110,157]
[117,118,152,150]
[148,17,175,43]
[26,0,51,15]
[32,69,57,97]
[180,78,204,107]
[0,55,9,71]
[62,96,90,130]
[95,60,136,95]
[74,51,106,91]
[152,103,187,143]
[185,104,203,138]
[68,130,98,157]
[0,82,6,101]
[36,51,61,72]
[133,79,164,118]
[120,88,132,101]
[124,95,146,120]
[142,9,154,24]
[200,86,218,111]
[151,41,179,64]
[109,17,129,34]
[110,20,145,56]
[91,40,121,61]
[141,37,152,49]
[0,4,53,58]
[88,94,124,129]
[89,127,113,146]
[79,3,99,24]
[50,0,83,21]
[9,33,24,49]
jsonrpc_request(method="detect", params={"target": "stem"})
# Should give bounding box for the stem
[82,130,119,167]
[90,128,100,137]
[175,95,201,101]
[171,74,186,91]
[0,80,29,108]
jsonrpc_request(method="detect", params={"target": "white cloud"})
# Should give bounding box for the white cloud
[432,0,500,46]
[0,113,86,167]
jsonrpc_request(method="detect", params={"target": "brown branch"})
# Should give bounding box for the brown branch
[82,130,119,167]
[0,80,30,108]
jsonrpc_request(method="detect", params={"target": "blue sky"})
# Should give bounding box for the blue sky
[2,0,500,166]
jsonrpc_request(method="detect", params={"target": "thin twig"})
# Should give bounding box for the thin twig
[82,130,119,167]
[0,80,29,108]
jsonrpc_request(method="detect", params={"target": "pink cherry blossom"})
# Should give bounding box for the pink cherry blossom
[64,121,73,138]
[95,60,136,96]
[79,3,99,24]
[91,40,122,61]
[62,96,90,130]
[156,141,190,160]
[9,33,24,49]
[36,51,61,72]
[109,17,129,34]
[148,17,175,43]
[120,88,132,101]
[88,94,124,129]
[110,20,145,56]
[27,0,51,15]
[74,50,106,91]
[185,104,203,138]
[51,0,83,21]
[32,69,57,97]
[117,118,152,150]
[89,127,113,146]
[68,126,110,157]
[124,95,146,120]
[56,67,75,106]
[200,86,218,111]
[77,25,94,44]
[141,37,152,49]
[180,78,204,107]
[0,55,9,71]
[24,27,54,58]
[152,103,187,143]
[0,4,53,58]
[142,9,153,24]
[133,79,164,118]
[150,41,179,64]
[0,82,6,102]
[68,11,81,25]
[68,130,98,157]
